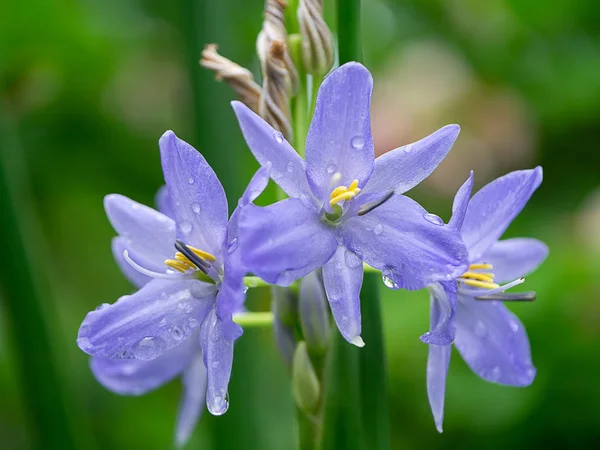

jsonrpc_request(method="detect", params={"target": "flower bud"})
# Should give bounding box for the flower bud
[271,285,297,326]
[292,341,321,414]
[297,0,334,75]
[299,270,330,354]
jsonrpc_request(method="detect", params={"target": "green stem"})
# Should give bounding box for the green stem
[232,311,274,327]
[289,34,309,158]
[337,0,362,64]
[243,276,270,288]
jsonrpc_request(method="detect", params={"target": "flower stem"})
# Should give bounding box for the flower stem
[233,311,275,327]
[243,275,270,288]
[289,33,309,158]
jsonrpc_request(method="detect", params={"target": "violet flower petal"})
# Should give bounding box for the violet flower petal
[104,194,175,265]
[199,309,234,416]
[89,335,198,396]
[175,351,207,447]
[77,279,215,360]
[239,199,337,285]
[461,167,543,261]
[363,125,460,195]
[454,294,536,386]
[231,101,312,199]
[111,237,150,289]
[426,343,451,433]
[448,171,474,230]
[159,130,228,257]
[155,185,175,220]
[420,281,457,345]
[305,63,375,202]
[478,238,549,283]
[322,246,364,346]
[341,194,468,290]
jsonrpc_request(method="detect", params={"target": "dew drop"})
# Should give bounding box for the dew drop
[212,361,221,369]
[423,213,444,226]
[374,224,383,235]
[77,337,92,351]
[243,286,249,294]
[171,327,183,341]
[188,177,195,185]
[79,325,89,336]
[344,250,362,269]
[326,164,336,174]
[287,161,294,173]
[209,392,230,416]
[227,237,239,254]
[509,320,520,333]
[474,320,487,338]
[403,144,413,154]
[159,318,167,328]
[489,366,501,382]
[382,273,399,290]
[188,317,199,328]
[191,202,201,214]
[351,135,365,149]
[95,303,109,311]
[180,222,193,234]
[134,336,166,360]
[273,131,284,143]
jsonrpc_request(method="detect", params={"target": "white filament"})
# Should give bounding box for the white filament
[459,277,525,298]
[123,250,194,280]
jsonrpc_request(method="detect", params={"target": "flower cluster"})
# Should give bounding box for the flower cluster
[76,62,546,444]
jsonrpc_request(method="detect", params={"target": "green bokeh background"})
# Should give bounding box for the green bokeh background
[1,0,599,449]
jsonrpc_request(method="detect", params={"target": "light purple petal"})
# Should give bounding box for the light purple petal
[77,279,215,360]
[426,343,451,433]
[341,194,468,290]
[159,131,228,257]
[448,171,474,230]
[199,309,234,416]
[111,237,150,289]
[104,194,175,266]
[89,334,198,396]
[231,101,312,199]
[175,351,207,446]
[239,199,337,285]
[454,294,536,386]
[155,185,175,220]
[421,281,457,345]
[363,125,460,195]
[322,246,364,346]
[461,167,543,261]
[305,63,375,202]
[215,279,244,341]
[478,238,548,283]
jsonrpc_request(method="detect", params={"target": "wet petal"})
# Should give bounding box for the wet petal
[231,101,312,199]
[479,238,548,283]
[341,194,468,290]
[454,294,536,386]
[239,199,337,285]
[77,279,215,360]
[155,185,175,220]
[175,351,207,447]
[111,237,151,289]
[89,334,198,396]
[322,246,364,346]
[421,281,457,346]
[199,309,234,416]
[448,171,474,230]
[159,131,228,257]
[104,194,175,265]
[363,125,460,195]
[426,343,451,433]
[461,167,543,260]
[305,63,375,202]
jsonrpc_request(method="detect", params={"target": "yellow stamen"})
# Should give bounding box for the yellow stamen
[329,179,361,206]
[174,253,196,269]
[187,245,217,262]
[461,271,495,282]
[165,259,189,273]
[462,279,500,289]
[468,263,493,270]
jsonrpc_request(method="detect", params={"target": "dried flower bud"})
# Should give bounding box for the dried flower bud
[299,270,330,354]
[292,341,321,414]
[298,0,334,75]
[200,44,262,113]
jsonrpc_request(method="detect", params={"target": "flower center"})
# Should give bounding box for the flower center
[457,263,498,289]
[165,240,217,274]
[329,179,361,207]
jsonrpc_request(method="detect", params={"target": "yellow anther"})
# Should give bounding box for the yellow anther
[329,179,361,206]
[468,263,493,270]
[462,279,500,289]
[174,253,196,269]
[165,259,189,273]
[187,245,217,262]
[461,271,495,282]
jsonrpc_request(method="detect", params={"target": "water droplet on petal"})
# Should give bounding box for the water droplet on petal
[227,237,239,254]
[180,222,192,234]
[212,361,220,369]
[209,392,230,416]
[159,318,167,327]
[77,337,92,351]
[344,250,362,269]
[188,177,195,185]
[191,202,201,214]
[374,224,383,235]
[423,213,444,226]
[134,336,166,360]
[273,131,284,143]
[509,320,520,333]
[188,317,198,328]
[474,320,487,338]
[326,164,336,174]
[381,268,400,290]
[403,144,413,153]
[286,161,294,173]
[243,286,249,294]
[171,327,183,341]
[95,303,109,311]
[489,366,501,382]
[351,135,365,149]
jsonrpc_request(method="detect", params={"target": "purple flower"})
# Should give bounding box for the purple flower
[76,131,269,445]
[232,62,468,345]
[422,167,548,432]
